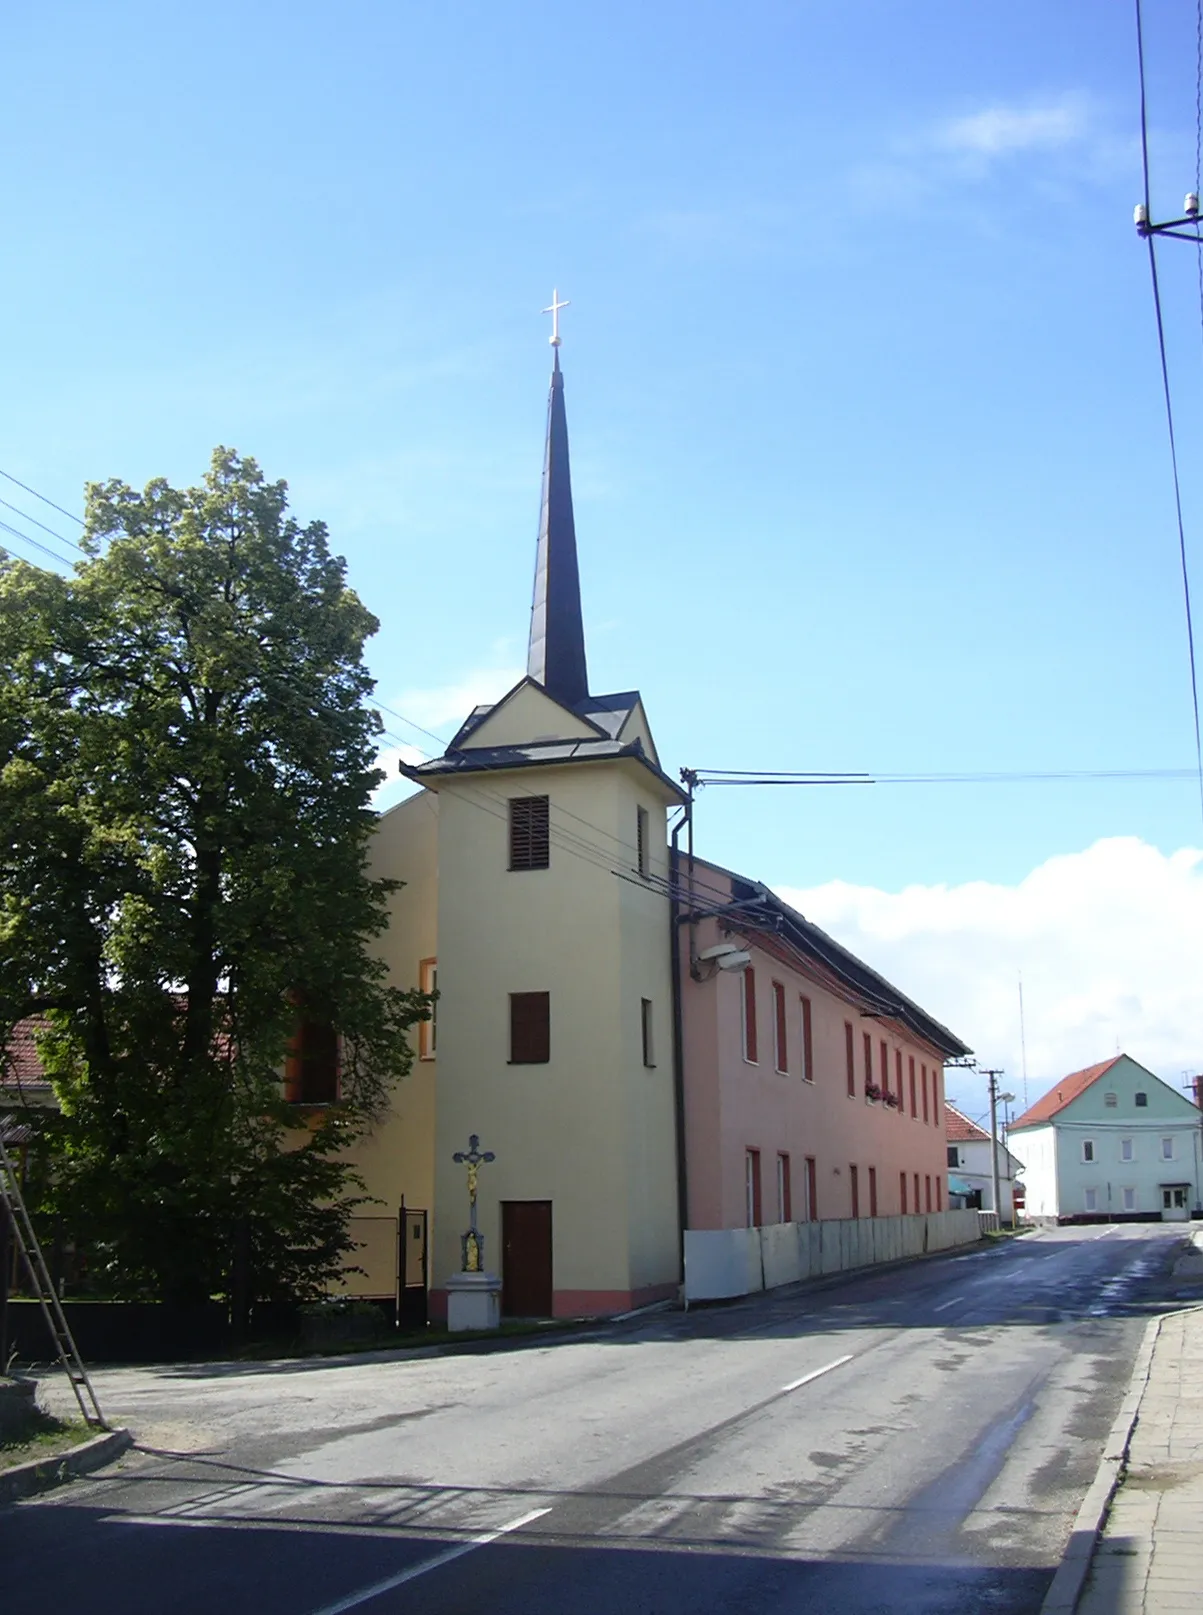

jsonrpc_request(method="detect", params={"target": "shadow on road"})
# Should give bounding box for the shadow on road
[1,1498,1059,1615]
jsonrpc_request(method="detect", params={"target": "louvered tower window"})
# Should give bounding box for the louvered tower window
[508,795,550,870]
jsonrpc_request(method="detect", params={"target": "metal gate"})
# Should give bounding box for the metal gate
[399,1202,428,1328]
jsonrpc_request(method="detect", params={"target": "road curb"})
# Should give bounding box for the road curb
[0,1427,132,1507]
[1038,1311,1162,1615]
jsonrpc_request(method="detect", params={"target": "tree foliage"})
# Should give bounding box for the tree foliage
[0,449,427,1307]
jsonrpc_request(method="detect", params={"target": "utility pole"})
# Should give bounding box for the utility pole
[981,1069,1005,1226]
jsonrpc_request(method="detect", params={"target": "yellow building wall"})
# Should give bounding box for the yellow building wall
[461,682,598,748]
[431,756,681,1311]
[341,788,439,1294]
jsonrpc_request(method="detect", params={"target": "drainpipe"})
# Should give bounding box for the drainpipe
[669,781,694,1279]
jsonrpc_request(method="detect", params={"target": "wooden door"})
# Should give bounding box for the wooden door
[501,1201,553,1317]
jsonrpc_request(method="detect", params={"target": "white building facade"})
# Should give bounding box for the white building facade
[944,1104,1021,1222]
[1010,1055,1202,1224]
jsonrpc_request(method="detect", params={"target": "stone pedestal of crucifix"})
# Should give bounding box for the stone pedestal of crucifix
[445,1134,502,1333]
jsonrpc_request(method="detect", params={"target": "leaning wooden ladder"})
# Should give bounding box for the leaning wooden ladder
[0,1134,106,1428]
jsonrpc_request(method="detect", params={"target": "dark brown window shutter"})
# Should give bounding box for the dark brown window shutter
[636,805,649,877]
[510,992,550,1063]
[509,796,550,871]
[845,1021,855,1095]
[298,1021,339,1104]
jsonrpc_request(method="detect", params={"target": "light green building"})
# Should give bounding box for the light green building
[1010,1054,1202,1223]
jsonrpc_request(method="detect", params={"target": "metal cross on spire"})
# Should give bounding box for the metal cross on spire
[542,288,569,347]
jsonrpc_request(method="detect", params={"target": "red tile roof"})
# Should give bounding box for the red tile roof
[1010,1057,1122,1129]
[945,1103,990,1143]
[1,1017,50,1091]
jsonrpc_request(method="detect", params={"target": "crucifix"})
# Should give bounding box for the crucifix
[452,1133,495,1272]
[542,288,569,348]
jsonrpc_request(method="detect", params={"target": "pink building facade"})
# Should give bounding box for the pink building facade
[679,857,969,1231]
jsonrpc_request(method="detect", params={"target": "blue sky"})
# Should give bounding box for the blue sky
[4,2,1201,1094]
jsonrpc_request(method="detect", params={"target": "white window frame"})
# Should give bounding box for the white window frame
[1161,1136,1175,1162]
[745,1149,760,1227]
[1121,1138,1134,1162]
[799,996,814,1082]
[1122,1186,1136,1211]
[1081,1139,1095,1163]
[640,997,655,1068]
[1084,1187,1098,1212]
[776,1153,790,1223]
[772,981,788,1074]
[741,967,758,1065]
[418,957,437,1059]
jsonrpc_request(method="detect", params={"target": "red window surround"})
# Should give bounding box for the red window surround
[900,1171,908,1214]
[849,1164,860,1219]
[868,1166,878,1218]
[921,1064,929,1124]
[742,967,758,1063]
[746,1148,762,1226]
[806,1156,818,1221]
[909,1056,917,1117]
[801,997,814,1082]
[863,1032,873,1094]
[845,1022,855,1096]
[773,981,788,1074]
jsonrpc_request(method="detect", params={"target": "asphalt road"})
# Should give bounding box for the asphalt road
[6,1224,1197,1615]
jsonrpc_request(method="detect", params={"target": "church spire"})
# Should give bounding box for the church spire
[527,296,589,706]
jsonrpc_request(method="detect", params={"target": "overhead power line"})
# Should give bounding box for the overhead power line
[691,766,1197,787]
[1133,0,1203,828]
[0,468,85,530]
[0,517,77,569]
[0,495,82,554]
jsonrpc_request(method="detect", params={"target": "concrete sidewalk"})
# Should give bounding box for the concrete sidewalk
[1077,1246,1203,1614]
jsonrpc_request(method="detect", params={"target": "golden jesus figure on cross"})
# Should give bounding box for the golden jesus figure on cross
[453,1135,495,1271]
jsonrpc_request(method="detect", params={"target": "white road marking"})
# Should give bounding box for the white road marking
[307,1506,552,1614]
[933,1295,964,1313]
[781,1353,854,1394]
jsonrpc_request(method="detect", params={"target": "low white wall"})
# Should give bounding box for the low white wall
[684,1209,982,1303]
[683,1225,765,1300]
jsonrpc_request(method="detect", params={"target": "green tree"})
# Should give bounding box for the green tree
[0,448,428,1311]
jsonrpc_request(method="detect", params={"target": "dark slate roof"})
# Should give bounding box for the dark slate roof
[574,691,642,741]
[445,703,497,750]
[526,353,589,707]
[446,687,643,754]
[404,730,685,800]
[691,856,971,1060]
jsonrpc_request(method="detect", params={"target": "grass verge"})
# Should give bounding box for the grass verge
[0,1418,93,1474]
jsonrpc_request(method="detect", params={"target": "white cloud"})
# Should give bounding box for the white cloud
[775,838,1203,1116]
[937,97,1088,158]
[370,742,427,810]
[392,665,525,732]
